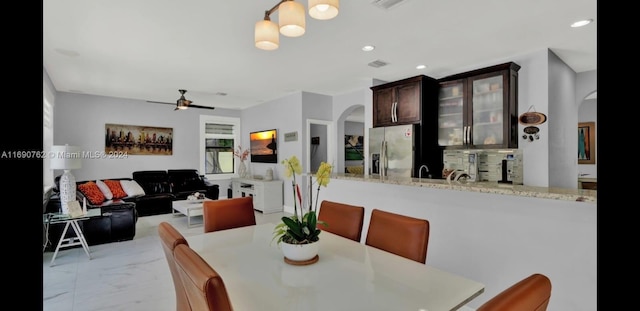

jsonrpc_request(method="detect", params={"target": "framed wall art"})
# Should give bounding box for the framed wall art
[578,122,595,164]
[250,129,278,163]
[345,135,364,160]
[105,123,173,155]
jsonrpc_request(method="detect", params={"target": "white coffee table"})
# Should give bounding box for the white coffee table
[172,199,212,227]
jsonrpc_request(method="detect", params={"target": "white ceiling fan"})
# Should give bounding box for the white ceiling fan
[147,89,215,111]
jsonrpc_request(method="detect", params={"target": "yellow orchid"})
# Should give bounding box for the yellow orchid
[282,155,302,178]
[274,156,333,245]
[316,162,332,187]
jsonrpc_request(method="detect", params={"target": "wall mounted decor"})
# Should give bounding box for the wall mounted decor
[105,123,173,155]
[250,129,278,163]
[518,105,547,143]
[578,122,595,164]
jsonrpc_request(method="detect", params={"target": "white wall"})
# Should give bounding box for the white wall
[319,179,596,311]
[547,51,578,188]
[53,92,240,184]
[513,50,551,187]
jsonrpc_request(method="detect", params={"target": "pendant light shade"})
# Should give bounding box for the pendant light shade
[255,0,338,50]
[308,0,339,20]
[255,19,279,50]
[279,1,305,37]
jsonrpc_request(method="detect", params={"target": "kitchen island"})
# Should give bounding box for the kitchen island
[313,173,596,311]
[333,173,597,203]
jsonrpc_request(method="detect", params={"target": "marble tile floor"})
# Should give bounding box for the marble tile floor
[42,210,285,311]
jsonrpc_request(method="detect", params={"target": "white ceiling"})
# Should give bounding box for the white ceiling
[43,0,597,111]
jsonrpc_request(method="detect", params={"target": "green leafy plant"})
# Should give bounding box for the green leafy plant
[273,155,333,245]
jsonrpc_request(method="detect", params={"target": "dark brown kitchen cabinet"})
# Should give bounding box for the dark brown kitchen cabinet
[371,75,436,128]
[370,74,442,178]
[437,62,520,149]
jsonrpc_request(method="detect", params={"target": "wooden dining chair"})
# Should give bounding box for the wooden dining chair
[158,222,192,311]
[317,200,365,242]
[203,197,256,233]
[173,244,234,311]
[365,209,430,264]
[476,273,552,311]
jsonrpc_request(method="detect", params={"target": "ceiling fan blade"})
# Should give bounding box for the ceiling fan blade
[187,104,216,110]
[147,100,175,106]
[147,90,214,111]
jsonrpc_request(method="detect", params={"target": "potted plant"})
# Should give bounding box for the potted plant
[273,155,333,263]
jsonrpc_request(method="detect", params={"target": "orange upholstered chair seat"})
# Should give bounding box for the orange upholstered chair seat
[476,273,552,311]
[158,222,192,311]
[174,244,234,311]
[317,200,365,242]
[365,209,429,264]
[203,197,256,233]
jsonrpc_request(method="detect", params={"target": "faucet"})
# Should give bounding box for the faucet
[418,164,431,179]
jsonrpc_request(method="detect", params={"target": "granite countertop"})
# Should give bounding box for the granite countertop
[331,173,597,203]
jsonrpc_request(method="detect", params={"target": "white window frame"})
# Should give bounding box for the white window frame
[199,115,241,180]
[43,81,54,192]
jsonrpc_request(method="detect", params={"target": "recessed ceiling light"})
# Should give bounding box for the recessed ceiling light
[571,19,593,28]
[416,64,426,70]
[362,45,375,52]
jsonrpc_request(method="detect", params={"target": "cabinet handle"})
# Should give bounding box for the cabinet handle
[390,102,395,122]
[466,126,471,145]
[464,126,469,144]
[393,102,398,122]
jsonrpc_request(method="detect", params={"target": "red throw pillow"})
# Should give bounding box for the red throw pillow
[78,181,106,205]
[104,179,128,199]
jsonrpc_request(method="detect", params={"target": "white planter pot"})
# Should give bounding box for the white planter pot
[281,241,319,261]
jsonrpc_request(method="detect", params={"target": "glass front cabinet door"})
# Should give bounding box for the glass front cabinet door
[437,62,520,149]
[438,80,465,147]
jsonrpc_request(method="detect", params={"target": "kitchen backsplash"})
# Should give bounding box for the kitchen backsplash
[443,149,523,184]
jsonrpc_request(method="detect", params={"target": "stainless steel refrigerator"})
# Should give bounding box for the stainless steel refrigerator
[369,124,421,178]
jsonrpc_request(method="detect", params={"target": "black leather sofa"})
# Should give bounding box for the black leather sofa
[45,193,137,249]
[167,169,219,200]
[131,169,220,214]
[131,171,176,216]
[45,169,220,251]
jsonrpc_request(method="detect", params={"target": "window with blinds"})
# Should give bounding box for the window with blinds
[200,116,241,179]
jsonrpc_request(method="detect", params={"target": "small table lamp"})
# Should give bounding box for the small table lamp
[50,145,82,214]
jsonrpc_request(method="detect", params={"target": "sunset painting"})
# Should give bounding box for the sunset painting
[250,129,277,163]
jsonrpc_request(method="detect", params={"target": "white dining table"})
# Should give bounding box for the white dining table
[186,223,485,311]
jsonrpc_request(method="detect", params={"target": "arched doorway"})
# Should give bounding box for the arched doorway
[337,105,365,175]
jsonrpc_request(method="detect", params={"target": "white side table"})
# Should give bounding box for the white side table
[45,208,101,266]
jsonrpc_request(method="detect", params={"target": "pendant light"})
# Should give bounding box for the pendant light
[308,0,339,20]
[255,13,279,50]
[279,0,305,37]
[254,0,339,50]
